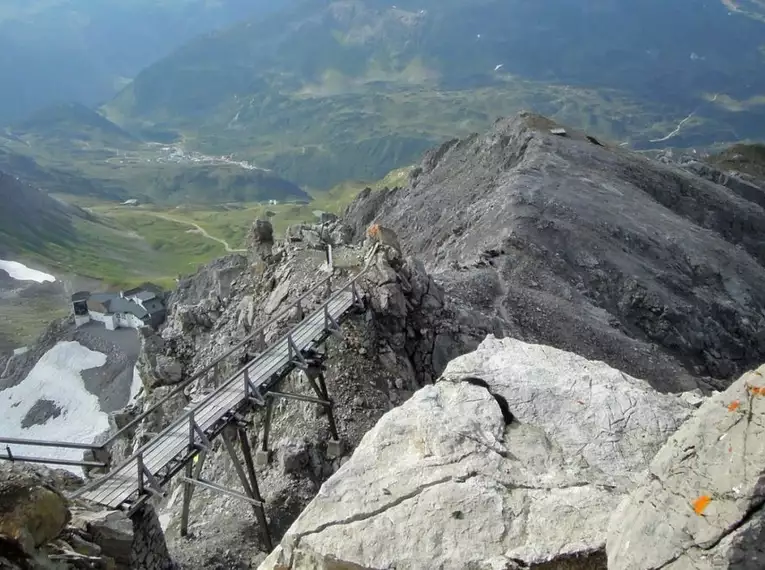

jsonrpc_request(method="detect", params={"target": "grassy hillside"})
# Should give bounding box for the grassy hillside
[708,143,765,180]
[101,0,765,189]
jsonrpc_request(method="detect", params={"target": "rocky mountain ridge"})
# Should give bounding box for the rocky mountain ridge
[3,112,765,569]
[346,112,765,393]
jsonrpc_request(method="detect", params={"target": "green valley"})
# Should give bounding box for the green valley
[1,103,309,205]
[99,0,765,189]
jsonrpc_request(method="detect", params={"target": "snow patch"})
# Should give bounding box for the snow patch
[0,341,108,475]
[129,365,144,403]
[0,259,56,283]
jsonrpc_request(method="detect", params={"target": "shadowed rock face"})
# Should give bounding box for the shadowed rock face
[345,112,765,392]
[0,464,70,554]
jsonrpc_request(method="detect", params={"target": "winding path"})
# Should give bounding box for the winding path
[143,212,246,253]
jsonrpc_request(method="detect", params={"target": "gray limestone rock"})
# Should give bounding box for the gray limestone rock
[607,364,765,570]
[250,219,274,244]
[155,355,183,385]
[258,336,694,570]
[345,112,765,391]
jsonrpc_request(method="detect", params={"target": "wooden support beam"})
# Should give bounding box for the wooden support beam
[267,390,330,407]
[238,427,273,551]
[351,281,363,308]
[304,373,324,400]
[221,427,255,498]
[243,369,265,406]
[188,411,211,451]
[136,453,164,500]
[180,451,207,537]
[0,437,103,451]
[222,427,274,548]
[261,398,273,454]
[317,373,340,443]
[0,453,107,469]
[179,477,263,507]
[287,334,308,369]
[323,306,343,338]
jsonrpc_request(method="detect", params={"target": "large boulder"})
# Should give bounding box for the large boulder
[71,508,134,569]
[259,336,694,570]
[0,465,70,553]
[607,364,765,569]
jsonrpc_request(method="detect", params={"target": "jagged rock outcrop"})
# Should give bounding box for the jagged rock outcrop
[102,220,498,568]
[607,364,765,569]
[285,217,355,249]
[259,336,695,570]
[345,112,765,392]
[136,329,185,389]
[681,161,765,211]
[248,219,275,262]
[0,463,142,570]
[70,508,133,568]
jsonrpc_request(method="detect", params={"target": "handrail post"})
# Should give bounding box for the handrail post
[187,411,195,452]
[136,452,145,494]
[351,281,363,307]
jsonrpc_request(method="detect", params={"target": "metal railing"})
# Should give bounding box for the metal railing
[71,250,375,501]
[0,244,377,470]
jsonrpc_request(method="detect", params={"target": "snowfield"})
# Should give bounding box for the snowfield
[0,341,108,475]
[130,364,143,403]
[0,259,56,282]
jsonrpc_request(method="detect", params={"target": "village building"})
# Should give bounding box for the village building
[71,286,166,331]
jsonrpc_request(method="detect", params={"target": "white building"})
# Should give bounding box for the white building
[71,287,166,331]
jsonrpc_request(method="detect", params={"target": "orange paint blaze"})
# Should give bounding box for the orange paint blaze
[693,495,712,515]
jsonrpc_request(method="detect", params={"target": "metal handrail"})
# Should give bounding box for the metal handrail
[0,274,333,458]
[97,272,335,448]
[72,250,376,498]
[0,437,102,451]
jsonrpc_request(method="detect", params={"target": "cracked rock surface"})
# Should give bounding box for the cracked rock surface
[607,364,765,570]
[258,336,694,570]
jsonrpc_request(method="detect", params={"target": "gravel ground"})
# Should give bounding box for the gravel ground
[75,322,141,413]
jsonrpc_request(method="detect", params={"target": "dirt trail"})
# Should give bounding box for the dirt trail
[143,212,246,253]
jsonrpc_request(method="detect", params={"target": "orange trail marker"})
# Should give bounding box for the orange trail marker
[693,495,712,515]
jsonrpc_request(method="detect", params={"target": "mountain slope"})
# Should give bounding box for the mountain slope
[345,112,765,389]
[0,171,86,258]
[105,0,765,188]
[1,105,309,205]
[0,170,230,286]
[0,0,286,122]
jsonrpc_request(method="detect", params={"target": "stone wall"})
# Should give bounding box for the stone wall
[131,503,176,570]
